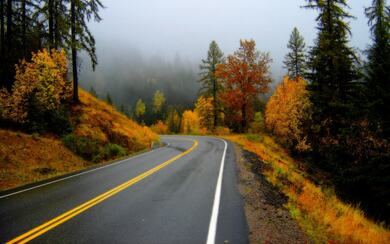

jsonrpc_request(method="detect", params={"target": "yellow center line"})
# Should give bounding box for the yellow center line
[7,139,198,244]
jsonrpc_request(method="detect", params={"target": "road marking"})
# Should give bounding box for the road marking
[6,140,197,244]
[206,139,228,244]
[0,143,171,199]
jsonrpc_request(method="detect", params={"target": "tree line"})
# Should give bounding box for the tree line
[195,0,389,223]
[0,0,103,102]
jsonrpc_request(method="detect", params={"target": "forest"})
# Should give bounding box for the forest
[0,0,389,235]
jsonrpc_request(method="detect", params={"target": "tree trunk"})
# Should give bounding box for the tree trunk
[71,0,78,103]
[213,76,218,129]
[54,0,60,48]
[0,0,4,87]
[48,0,54,49]
[5,0,12,90]
[241,103,247,132]
[21,0,26,56]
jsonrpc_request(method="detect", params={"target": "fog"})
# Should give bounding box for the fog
[80,0,372,113]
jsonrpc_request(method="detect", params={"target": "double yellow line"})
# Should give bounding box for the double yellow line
[7,139,198,244]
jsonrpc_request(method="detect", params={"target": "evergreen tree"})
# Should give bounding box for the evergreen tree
[199,40,224,129]
[106,93,113,105]
[304,0,359,153]
[365,0,390,136]
[283,27,307,80]
[70,0,103,102]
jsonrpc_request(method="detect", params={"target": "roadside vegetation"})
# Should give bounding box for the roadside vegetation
[227,134,390,243]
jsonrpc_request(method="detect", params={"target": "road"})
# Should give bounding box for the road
[0,136,248,244]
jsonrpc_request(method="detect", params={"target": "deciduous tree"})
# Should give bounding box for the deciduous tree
[215,39,272,132]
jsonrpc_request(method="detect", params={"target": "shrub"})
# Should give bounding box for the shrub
[62,134,100,161]
[245,133,263,143]
[214,126,230,136]
[101,143,127,160]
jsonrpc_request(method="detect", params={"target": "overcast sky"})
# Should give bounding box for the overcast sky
[89,0,372,80]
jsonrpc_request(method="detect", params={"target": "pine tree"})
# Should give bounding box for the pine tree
[304,0,359,152]
[70,0,103,103]
[283,27,307,80]
[365,0,390,136]
[199,40,224,129]
[106,93,113,105]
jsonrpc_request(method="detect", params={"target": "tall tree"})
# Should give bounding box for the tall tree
[365,0,390,136]
[215,39,272,132]
[199,40,224,129]
[152,90,166,114]
[304,0,358,152]
[0,0,4,87]
[5,0,13,89]
[70,0,103,103]
[283,27,307,80]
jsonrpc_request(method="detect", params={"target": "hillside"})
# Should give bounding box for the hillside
[0,89,158,191]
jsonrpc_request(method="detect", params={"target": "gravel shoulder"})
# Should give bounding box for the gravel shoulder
[234,144,312,244]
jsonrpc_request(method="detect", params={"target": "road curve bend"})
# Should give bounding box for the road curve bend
[0,136,248,244]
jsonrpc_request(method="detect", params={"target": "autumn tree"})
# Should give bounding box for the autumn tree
[181,110,200,134]
[265,76,312,151]
[165,107,181,133]
[152,90,166,114]
[365,0,390,136]
[284,27,307,80]
[199,40,224,129]
[215,39,272,132]
[194,96,213,132]
[135,99,146,120]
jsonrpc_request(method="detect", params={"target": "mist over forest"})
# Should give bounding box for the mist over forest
[79,42,200,119]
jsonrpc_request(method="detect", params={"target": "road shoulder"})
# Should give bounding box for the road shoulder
[233,144,312,244]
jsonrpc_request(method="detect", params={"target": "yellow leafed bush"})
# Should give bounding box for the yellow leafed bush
[0,49,71,123]
[151,120,169,134]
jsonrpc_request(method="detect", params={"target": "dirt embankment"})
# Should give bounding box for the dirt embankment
[234,145,312,244]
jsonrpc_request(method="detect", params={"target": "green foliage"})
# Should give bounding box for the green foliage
[101,143,127,160]
[199,40,225,128]
[245,133,263,143]
[152,90,166,114]
[135,99,146,119]
[106,93,113,105]
[283,27,307,79]
[62,134,100,161]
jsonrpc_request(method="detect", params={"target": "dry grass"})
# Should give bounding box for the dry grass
[225,134,390,244]
[0,129,87,191]
[0,89,159,191]
[73,89,159,152]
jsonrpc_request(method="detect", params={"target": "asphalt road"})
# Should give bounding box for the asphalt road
[0,136,248,244]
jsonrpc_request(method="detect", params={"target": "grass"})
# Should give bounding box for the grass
[0,129,87,191]
[0,89,159,191]
[225,134,390,244]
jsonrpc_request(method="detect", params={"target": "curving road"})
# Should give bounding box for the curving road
[0,136,248,244]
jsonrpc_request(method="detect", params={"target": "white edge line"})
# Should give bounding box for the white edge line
[206,138,228,244]
[0,142,171,199]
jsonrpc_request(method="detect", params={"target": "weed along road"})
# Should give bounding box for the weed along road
[0,136,248,243]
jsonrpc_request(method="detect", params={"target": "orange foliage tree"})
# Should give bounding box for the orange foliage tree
[215,39,272,132]
[180,110,200,134]
[265,76,312,151]
[0,49,71,123]
[195,96,214,132]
